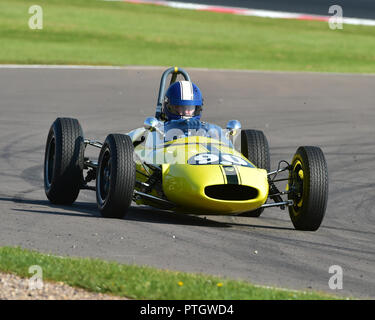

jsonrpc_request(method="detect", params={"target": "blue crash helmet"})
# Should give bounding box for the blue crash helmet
[163,81,203,121]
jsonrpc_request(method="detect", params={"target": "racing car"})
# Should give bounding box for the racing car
[43,67,328,231]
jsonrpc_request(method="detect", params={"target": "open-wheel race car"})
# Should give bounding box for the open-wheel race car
[44,67,329,231]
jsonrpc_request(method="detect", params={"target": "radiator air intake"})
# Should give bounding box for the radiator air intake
[204,185,258,201]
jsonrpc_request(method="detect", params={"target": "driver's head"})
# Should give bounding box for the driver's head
[163,81,203,121]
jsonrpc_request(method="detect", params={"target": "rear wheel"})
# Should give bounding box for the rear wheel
[288,146,328,231]
[44,118,85,204]
[239,129,270,217]
[96,134,136,219]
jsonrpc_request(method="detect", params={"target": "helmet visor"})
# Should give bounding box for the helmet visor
[167,105,201,117]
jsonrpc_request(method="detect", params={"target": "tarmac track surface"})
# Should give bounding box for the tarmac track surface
[0,67,374,299]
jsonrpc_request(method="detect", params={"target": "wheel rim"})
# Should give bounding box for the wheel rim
[45,137,56,189]
[290,159,304,215]
[98,149,111,205]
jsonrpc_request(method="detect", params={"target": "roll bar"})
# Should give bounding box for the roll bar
[155,67,191,120]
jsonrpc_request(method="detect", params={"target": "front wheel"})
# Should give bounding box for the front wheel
[96,134,136,219]
[288,146,328,231]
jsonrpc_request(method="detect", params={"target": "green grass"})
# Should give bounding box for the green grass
[0,0,374,72]
[0,246,343,300]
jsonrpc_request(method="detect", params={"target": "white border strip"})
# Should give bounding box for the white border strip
[1,64,375,77]
[0,64,126,70]
[106,0,375,27]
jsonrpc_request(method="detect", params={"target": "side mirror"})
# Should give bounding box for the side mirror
[144,117,165,137]
[226,120,241,135]
[144,117,160,131]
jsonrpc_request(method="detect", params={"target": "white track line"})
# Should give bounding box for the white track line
[104,0,375,27]
[1,64,375,77]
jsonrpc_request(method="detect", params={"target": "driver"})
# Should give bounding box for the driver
[162,80,203,121]
[161,81,224,141]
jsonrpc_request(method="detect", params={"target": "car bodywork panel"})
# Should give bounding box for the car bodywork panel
[129,128,269,214]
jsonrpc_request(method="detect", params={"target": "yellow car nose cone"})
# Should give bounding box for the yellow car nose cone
[162,164,268,214]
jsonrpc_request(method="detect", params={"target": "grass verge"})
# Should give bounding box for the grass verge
[0,0,374,72]
[0,246,342,300]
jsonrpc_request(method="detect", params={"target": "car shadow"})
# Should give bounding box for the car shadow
[227,220,294,231]
[0,196,228,227]
[0,196,293,231]
[5,197,102,218]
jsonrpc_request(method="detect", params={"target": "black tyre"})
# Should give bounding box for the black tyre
[241,129,271,172]
[44,118,85,204]
[238,129,270,217]
[96,134,136,219]
[288,146,328,231]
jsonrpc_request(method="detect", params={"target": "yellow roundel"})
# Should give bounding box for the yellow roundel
[298,169,304,180]
[174,67,179,73]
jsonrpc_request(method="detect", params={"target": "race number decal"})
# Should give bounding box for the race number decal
[220,154,249,166]
[188,153,253,167]
[191,153,219,165]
